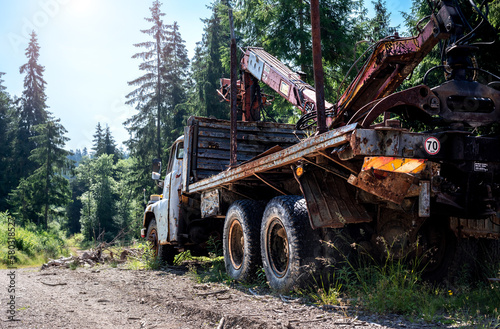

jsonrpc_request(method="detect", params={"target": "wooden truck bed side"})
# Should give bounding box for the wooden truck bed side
[183,120,358,194]
[181,116,306,193]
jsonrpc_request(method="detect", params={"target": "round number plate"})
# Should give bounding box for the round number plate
[424,137,440,155]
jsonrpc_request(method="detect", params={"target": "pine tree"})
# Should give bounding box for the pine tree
[78,154,118,241]
[371,0,391,40]
[163,21,190,146]
[104,125,121,160]
[188,1,230,120]
[0,72,6,92]
[15,31,49,181]
[92,122,105,157]
[125,0,170,163]
[10,117,71,228]
[0,73,16,210]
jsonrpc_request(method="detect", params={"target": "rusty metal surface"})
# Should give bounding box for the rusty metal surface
[450,216,500,239]
[229,9,238,166]
[242,47,334,115]
[183,117,306,191]
[346,85,439,128]
[334,10,447,123]
[201,189,221,218]
[182,126,193,192]
[347,128,500,162]
[310,0,327,133]
[348,170,415,204]
[432,80,500,127]
[296,168,371,229]
[187,123,357,194]
[419,181,430,217]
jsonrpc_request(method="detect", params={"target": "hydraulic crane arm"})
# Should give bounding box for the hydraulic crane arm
[333,1,462,126]
[219,47,333,121]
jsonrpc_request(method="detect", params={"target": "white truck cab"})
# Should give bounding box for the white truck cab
[142,136,184,246]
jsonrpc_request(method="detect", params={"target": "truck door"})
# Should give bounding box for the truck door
[162,140,184,242]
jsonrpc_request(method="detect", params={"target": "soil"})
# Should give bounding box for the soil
[0,263,451,329]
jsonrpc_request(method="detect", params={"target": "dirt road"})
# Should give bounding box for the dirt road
[0,265,444,328]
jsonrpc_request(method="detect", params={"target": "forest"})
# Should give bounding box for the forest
[0,0,499,262]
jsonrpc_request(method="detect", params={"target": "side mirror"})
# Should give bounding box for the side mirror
[152,158,161,180]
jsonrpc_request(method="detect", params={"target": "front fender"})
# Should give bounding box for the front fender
[143,199,170,243]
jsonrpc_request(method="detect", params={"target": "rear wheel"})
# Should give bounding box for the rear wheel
[419,218,477,282]
[261,196,320,292]
[147,219,177,265]
[223,200,264,282]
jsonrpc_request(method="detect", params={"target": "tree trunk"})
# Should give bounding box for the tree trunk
[156,31,162,162]
[43,125,51,229]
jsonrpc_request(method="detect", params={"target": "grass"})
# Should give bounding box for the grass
[186,256,234,284]
[124,242,162,270]
[0,211,70,268]
[302,235,500,328]
[114,230,500,327]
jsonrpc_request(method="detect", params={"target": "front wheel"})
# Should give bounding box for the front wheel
[147,219,177,265]
[260,196,320,292]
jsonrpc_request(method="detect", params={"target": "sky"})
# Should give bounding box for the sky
[0,0,412,152]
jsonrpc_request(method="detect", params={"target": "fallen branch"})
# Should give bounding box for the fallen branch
[248,288,264,298]
[196,289,229,296]
[40,281,67,286]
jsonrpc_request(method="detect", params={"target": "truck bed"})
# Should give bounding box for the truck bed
[183,118,357,194]
[181,117,307,193]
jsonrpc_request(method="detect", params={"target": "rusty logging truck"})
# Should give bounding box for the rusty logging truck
[141,0,500,291]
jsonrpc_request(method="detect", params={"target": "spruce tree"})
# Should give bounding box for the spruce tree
[92,122,105,157]
[104,125,120,160]
[10,117,71,228]
[0,73,16,210]
[189,1,230,120]
[15,31,48,180]
[371,0,392,40]
[0,72,6,92]
[163,21,190,146]
[78,154,118,241]
[125,0,170,163]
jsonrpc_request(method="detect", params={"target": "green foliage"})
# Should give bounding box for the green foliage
[72,154,143,244]
[125,1,191,198]
[13,31,49,188]
[187,0,230,120]
[0,81,16,211]
[78,154,118,241]
[304,237,500,326]
[141,242,162,270]
[65,233,84,248]
[92,123,121,160]
[124,242,161,270]
[187,256,233,284]
[0,211,68,267]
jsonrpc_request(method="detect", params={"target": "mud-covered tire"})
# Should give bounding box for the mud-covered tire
[260,196,320,292]
[223,200,264,282]
[147,219,177,265]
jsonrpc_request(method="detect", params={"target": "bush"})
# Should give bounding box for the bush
[0,211,69,267]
